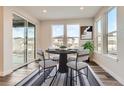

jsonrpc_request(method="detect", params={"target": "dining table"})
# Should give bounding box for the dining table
[46,49,77,73]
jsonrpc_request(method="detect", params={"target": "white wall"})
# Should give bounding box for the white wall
[3,7,13,76]
[39,18,93,50]
[93,6,124,85]
[0,6,40,76]
[0,7,4,75]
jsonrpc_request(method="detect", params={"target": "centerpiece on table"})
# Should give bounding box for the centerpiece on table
[59,45,67,50]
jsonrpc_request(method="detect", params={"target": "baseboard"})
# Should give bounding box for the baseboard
[92,58,124,85]
[0,70,13,77]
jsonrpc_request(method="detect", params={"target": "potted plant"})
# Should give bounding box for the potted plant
[82,41,94,62]
[59,45,67,50]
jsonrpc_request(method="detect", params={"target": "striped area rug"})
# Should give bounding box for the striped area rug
[42,68,89,86]
[16,66,103,86]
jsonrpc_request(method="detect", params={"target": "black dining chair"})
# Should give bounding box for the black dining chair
[66,49,89,85]
[37,49,58,82]
[67,49,78,62]
[47,48,59,62]
[68,53,77,61]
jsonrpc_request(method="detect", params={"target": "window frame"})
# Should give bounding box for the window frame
[66,24,80,48]
[51,24,64,48]
[95,17,103,53]
[107,7,117,55]
[51,24,80,48]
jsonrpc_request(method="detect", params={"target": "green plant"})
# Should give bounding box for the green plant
[60,45,67,48]
[82,41,94,54]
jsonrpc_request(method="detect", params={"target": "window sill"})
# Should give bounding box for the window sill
[104,54,117,60]
[94,51,102,54]
[94,51,118,62]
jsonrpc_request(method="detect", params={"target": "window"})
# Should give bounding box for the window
[107,7,117,55]
[51,24,80,48]
[52,25,64,48]
[96,19,102,53]
[67,24,80,48]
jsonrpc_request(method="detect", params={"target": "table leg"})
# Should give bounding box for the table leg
[58,53,68,73]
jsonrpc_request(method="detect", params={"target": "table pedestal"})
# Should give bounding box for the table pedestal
[58,53,68,73]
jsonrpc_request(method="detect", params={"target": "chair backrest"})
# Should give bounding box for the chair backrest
[37,49,45,64]
[74,49,89,70]
[75,49,89,62]
[48,48,53,59]
[48,47,59,59]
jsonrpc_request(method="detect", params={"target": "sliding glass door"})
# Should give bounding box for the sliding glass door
[13,15,26,68]
[27,22,36,62]
[12,14,36,69]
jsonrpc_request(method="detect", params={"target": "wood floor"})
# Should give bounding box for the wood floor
[0,61,122,86]
[89,62,122,86]
[0,63,39,86]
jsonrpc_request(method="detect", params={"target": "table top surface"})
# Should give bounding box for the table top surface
[46,49,77,54]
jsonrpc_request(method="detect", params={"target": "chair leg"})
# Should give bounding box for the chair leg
[76,70,77,85]
[55,66,57,75]
[39,65,41,74]
[86,66,88,79]
[44,68,45,82]
[70,68,73,86]
[66,69,68,86]
[49,68,58,86]
[49,67,50,72]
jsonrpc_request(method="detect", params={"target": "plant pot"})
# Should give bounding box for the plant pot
[88,53,94,62]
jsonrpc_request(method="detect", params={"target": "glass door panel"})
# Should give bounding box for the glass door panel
[12,14,36,69]
[12,14,26,68]
[27,22,35,62]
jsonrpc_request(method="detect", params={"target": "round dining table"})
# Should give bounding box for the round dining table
[46,49,77,73]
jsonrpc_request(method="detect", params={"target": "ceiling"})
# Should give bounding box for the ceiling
[19,6,102,21]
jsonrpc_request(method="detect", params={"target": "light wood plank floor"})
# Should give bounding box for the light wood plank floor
[0,61,122,86]
[0,63,39,86]
[89,62,122,86]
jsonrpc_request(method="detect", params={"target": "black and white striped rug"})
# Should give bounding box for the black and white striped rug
[16,66,103,86]
[42,67,89,86]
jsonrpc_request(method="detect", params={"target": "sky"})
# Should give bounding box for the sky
[97,7,116,33]
[52,25,80,37]
[108,7,117,33]
[97,19,102,33]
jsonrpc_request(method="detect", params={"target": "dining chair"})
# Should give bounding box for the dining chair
[67,49,78,62]
[37,49,58,82]
[66,49,89,85]
[67,48,89,62]
[48,48,59,62]
[67,53,77,62]
[77,49,90,62]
